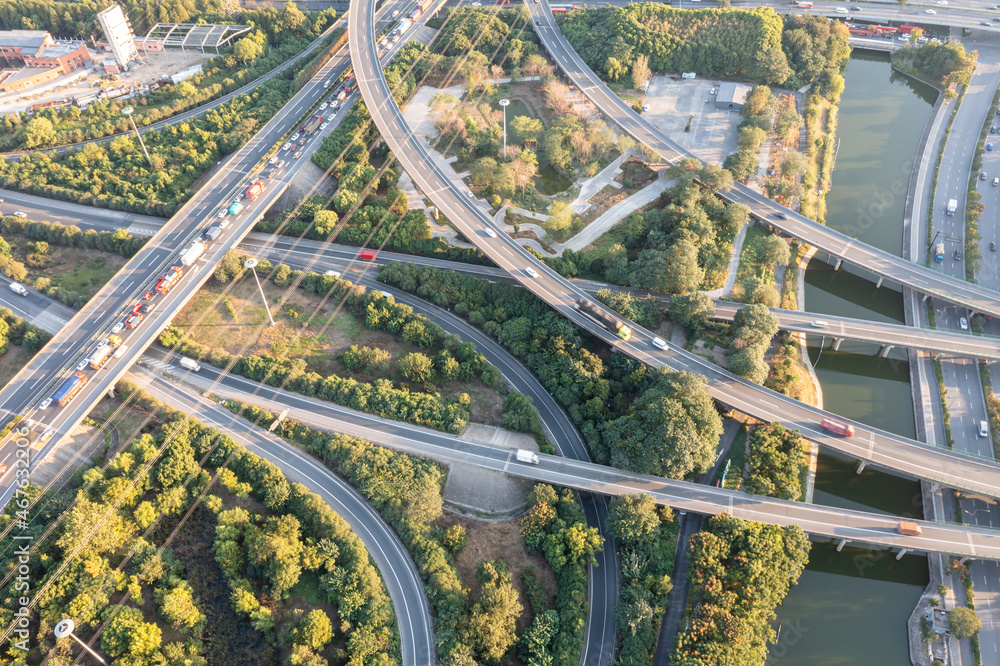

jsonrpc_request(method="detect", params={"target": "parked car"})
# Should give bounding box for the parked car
[960,317,969,330]
[642,104,650,112]
[12,211,26,217]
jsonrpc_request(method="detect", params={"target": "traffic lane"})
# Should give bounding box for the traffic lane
[135,372,436,666]
[157,353,1000,558]
[532,3,1000,316]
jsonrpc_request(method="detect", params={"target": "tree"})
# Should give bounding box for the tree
[775,108,803,142]
[295,610,333,651]
[742,86,776,119]
[697,163,734,192]
[668,292,715,330]
[631,54,651,90]
[102,607,162,659]
[738,126,767,152]
[723,149,760,182]
[233,37,264,63]
[609,494,660,546]
[470,157,498,187]
[949,606,982,639]
[510,115,543,146]
[247,514,305,597]
[605,56,627,81]
[781,151,808,178]
[469,560,523,663]
[756,234,790,269]
[22,117,56,148]
[399,352,434,382]
[547,200,573,231]
[629,240,703,294]
[157,582,204,630]
[442,525,469,556]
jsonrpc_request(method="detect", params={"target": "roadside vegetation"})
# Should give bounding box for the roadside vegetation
[0,306,51,385]
[379,262,726,481]
[892,39,976,91]
[546,159,748,292]
[672,514,810,665]
[958,80,1000,280]
[0,384,398,665]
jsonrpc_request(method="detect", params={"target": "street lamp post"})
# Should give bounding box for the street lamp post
[245,258,276,327]
[122,107,153,169]
[54,619,108,664]
[498,98,510,159]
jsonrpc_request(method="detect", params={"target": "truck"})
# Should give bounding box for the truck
[419,0,436,11]
[897,521,922,536]
[946,199,958,215]
[228,201,243,216]
[201,224,223,243]
[359,249,378,261]
[244,180,265,200]
[88,344,114,370]
[9,282,27,296]
[516,449,540,464]
[574,298,632,341]
[934,242,945,263]
[397,18,412,33]
[180,357,201,372]
[794,1,813,7]
[301,114,323,135]
[52,372,89,407]
[156,266,184,293]
[180,242,205,267]
[821,417,855,437]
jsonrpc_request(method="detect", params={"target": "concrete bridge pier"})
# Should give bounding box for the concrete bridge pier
[933,353,944,361]
[831,337,842,351]
[856,460,867,474]
[896,548,909,560]
[834,257,843,271]
[877,276,884,288]
[959,556,969,565]
[837,539,849,552]
[922,293,930,302]
[879,345,894,358]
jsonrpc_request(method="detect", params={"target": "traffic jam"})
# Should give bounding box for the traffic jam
[33,72,356,413]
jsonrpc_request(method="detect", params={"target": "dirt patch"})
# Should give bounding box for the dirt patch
[691,338,728,367]
[7,235,128,304]
[173,278,505,425]
[614,158,658,191]
[437,513,558,633]
[0,345,31,388]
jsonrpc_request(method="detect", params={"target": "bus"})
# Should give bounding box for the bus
[821,417,855,437]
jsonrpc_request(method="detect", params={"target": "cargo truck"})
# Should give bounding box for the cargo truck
[574,298,632,341]
[156,266,184,293]
[180,357,201,372]
[180,241,205,266]
[946,199,958,215]
[821,417,855,437]
[359,249,378,261]
[228,201,243,215]
[52,372,89,407]
[88,344,114,370]
[516,449,539,464]
[897,521,922,536]
[934,242,945,263]
[201,225,223,243]
[301,114,323,135]
[397,18,412,33]
[244,180,265,200]
[9,282,27,296]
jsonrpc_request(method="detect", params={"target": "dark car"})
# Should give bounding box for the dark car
[142,302,158,315]
[954,249,963,260]
[982,171,988,180]
[992,242,998,252]
[771,212,787,220]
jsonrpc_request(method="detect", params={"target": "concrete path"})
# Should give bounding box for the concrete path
[703,221,750,299]
[569,153,628,214]
[553,175,669,254]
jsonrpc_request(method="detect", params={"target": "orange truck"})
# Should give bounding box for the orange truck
[155,266,184,294]
[821,417,855,437]
[897,521,922,536]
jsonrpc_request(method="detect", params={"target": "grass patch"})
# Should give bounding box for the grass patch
[716,424,748,491]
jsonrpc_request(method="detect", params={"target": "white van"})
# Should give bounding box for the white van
[651,337,667,350]
[979,420,990,438]
[835,7,849,13]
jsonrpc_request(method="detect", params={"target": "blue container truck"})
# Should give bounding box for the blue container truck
[52,372,89,407]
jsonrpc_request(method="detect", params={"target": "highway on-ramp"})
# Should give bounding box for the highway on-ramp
[527,0,1000,319]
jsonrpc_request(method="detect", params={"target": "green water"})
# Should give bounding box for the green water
[770,53,937,665]
[503,98,573,195]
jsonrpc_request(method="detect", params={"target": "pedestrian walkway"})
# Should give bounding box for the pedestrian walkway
[703,221,750,299]
[569,153,629,213]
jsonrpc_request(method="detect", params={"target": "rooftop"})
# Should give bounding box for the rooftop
[0,66,56,84]
[717,81,751,106]
[0,29,51,51]
[35,42,87,59]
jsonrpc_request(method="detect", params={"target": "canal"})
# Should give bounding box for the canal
[768,51,938,664]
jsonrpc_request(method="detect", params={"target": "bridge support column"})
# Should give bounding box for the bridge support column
[856,460,867,474]
[933,353,944,361]
[879,345,894,358]
[922,293,930,303]
[831,337,842,351]
[896,548,908,560]
[876,277,884,288]
[834,258,843,271]
[959,557,969,565]
[837,539,849,552]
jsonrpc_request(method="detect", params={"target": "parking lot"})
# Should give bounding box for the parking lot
[640,75,741,166]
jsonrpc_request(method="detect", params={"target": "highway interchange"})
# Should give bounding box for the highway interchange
[6,0,1000,661]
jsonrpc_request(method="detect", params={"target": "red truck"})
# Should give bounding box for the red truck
[821,417,855,437]
[301,114,323,135]
[244,180,265,200]
[155,266,184,294]
[359,249,377,261]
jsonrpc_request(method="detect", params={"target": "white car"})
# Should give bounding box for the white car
[38,398,52,410]
[327,114,336,122]
[392,9,400,17]
[651,337,667,350]
[525,267,538,278]
[320,102,328,110]
[484,228,497,238]
[76,359,89,372]
[218,210,227,218]
[12,211,26,218]
[381,290,393,299]
[834,7,849,13]
[960,317,969,330]
[392,34,400,43]
[925,8,937,13]
[282,142,291,151]
[112,322,125,334]
[114,344,129,358]
[324,270,341,278]
[642,104,650,112]
[39,430,54,444]
[466,189,475,198]
[320,122,328,130]
[937,0,948,4]
[810,320,828,328]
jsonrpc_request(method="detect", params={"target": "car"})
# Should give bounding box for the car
[320,123,328,130]
[834,7,849,13]
[327,114,336,122]
[278,160,286,168]
[217,209,227,218]
[925,8,937,13]
[484,227,497,238]
[12,211,26,218]
[125,313,143,329]
[960,317,969,330]
[75,359,89,372]
[114,344,129,358]
[130,301,143,314]
[320,102,328,110]
[380,290,393,299]
[641,104,650,112]
[851,5,862,10]
[993,17,1000,22]
[990,144,995,151]
[112,322,125,334]
[282,142,291,151]
[142,289,155,300]
[290,144,298,153]
[380,38,389,48]
[38,398,52,410]
[294,151,303,158]
[0,198,3,203]
[810,320,828,328]
[525,267,539,278]
[992,241,998,251]
[651,337,667,350]
[954,249,963,260]
[983,21,992,26]
[994,177,998,186]
[142,302,157,315]
[980,420,990,437]
[298,139,306,146]
[466,189,474,198]
[993,126,998,133]
[0,463,6,474]
[392,9,399,16]
[217,218,230,230]
[39,430,53,444]
[937,0,948,4]
[269,156,278,165]
[324,270,341,278]
[981,171,987,180]
[392,34,400,43]
[772,212,787,220]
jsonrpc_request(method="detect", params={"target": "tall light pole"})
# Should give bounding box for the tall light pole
[122,107,153,169]
[498,98,510,159]
[54,619,108,665]
[245,258,275,327]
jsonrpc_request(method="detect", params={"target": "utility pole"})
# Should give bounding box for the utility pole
[55,619,108,664]
[499,98,510,159]
[245,258,275,327]
[122,107,153,169]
